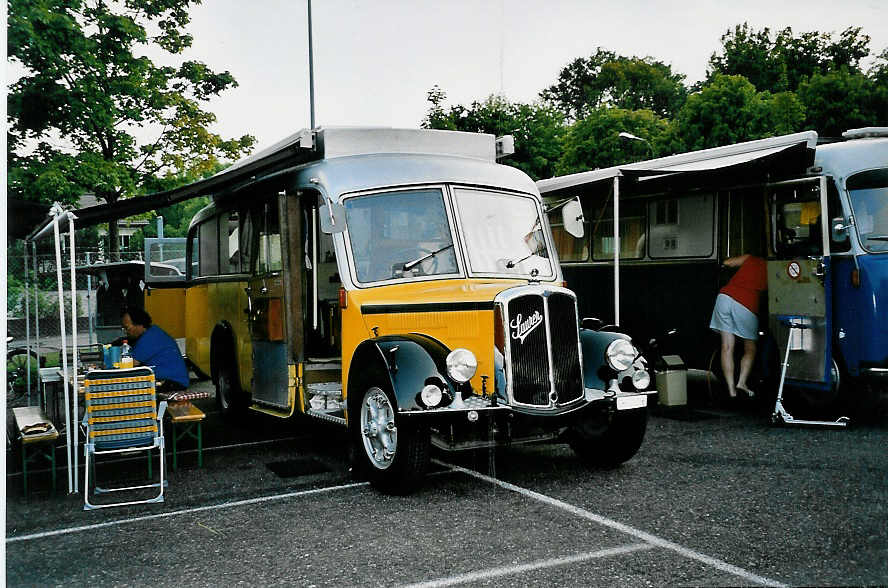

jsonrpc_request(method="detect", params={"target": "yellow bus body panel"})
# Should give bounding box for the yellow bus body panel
[144,288,186,338]
[341,279,525,405]
[185,284,211,376]
[184,279,253,391]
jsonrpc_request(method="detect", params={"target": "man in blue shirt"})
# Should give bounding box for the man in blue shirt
[121,307,189,393]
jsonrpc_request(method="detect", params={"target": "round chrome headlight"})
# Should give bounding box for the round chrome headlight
[605,339,636,371]
[446,348,477,383]
[631,369,651,390]
[420,384,444,408]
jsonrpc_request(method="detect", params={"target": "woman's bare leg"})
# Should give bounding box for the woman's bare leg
[736,338,757,396]
[720,331,737,397]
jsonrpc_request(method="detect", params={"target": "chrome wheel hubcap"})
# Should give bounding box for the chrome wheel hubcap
[360,387,397,469]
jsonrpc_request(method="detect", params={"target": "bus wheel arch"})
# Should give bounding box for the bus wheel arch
[211,321,247,416]
[347,339,431,494]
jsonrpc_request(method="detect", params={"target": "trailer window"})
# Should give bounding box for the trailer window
[551,222,590,262]
[590,200,646,261]
[648,194,715,259]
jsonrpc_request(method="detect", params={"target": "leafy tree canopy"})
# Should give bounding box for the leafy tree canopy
[706,23,872,93]
[423,86,565,180]
[7,0,255,253]
[556,108,670,176]
[672,74,806,151]
[540,48,688,121]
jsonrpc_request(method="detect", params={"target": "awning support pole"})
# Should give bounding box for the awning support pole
[67,212,80,493]
[51,205,74,494]
[613,176,620,326]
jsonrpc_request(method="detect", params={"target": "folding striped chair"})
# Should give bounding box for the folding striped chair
[82,367,168,510]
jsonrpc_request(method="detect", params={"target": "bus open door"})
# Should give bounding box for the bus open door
[767,176,839,411]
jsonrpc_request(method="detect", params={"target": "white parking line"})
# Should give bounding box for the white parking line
[6,481,368,543]
[401,543,655,588]
[439,460,787,588]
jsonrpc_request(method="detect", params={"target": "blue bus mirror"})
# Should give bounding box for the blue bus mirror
[320,202,346,234]
[831,217,849,243]
[562,199,585,238]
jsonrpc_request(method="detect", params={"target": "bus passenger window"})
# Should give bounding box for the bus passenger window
[198,219,219,276]
[551,222,589,262]
[648,194,714,259]
[590,200,646,261]
[258,201,282,274]
[220,211,241,273]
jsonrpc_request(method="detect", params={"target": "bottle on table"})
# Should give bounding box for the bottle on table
[120,340,133,368]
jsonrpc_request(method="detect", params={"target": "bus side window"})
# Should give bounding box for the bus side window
[220,211,241,273]
[240,206,256,274]
[256,200,282,274]
[198,219,219,277]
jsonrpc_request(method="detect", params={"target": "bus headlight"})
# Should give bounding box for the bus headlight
[420,384,444,408]
[605,339,636,372]
[631,369,651,390]
[446,348,477,383]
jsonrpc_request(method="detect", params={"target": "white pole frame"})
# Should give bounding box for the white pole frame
[51,205,74,493]
[612,176,620,326]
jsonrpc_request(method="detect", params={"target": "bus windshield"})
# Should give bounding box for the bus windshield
[452,188,554,278]
[848,168,888,253]
[344,188,459,283]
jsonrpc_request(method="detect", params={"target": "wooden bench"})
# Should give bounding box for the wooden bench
[166,402,206,469]
[12,406,58,495]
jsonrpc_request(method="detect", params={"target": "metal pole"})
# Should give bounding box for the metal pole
[308,0,316,128]
[613,176,620,326]
[51,208,73,494]
[67,213,80,493]
[86,252,94,345]
[33,241,40,371]
[24,242,32,404]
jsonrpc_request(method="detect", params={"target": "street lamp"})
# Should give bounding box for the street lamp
[618,131,655,158]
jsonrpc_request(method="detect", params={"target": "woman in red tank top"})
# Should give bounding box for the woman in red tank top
[709,254,767,398]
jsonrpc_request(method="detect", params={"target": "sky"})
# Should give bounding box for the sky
[179,0,888,154]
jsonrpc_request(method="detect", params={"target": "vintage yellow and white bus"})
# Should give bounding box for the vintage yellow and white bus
[143,127,656,492]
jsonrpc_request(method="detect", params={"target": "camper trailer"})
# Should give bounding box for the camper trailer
[539,128,888,414]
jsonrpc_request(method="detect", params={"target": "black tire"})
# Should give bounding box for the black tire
[349,384,430,494]
[215,356,247,417]
[567,406,648,469]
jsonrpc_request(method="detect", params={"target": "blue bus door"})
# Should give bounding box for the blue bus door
[767,176,835,393]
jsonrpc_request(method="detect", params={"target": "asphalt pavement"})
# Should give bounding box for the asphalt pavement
[5,379,887,587]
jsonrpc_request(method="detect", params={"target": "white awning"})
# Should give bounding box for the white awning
[538,131,818,195]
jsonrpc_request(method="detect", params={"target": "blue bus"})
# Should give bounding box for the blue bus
[539,128,887,414]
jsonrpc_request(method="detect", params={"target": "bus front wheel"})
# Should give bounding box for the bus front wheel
[350,385,429,494]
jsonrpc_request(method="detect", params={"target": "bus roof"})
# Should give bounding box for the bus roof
[48,127,509,231]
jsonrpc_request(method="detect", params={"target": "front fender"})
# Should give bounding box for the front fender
[580,328,630,391]
[348,334,460,413]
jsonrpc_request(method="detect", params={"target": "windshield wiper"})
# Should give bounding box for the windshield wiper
[403,243,454,271]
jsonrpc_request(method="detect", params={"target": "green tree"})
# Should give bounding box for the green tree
[797,68,883,138]
[541,49,688,121]
[423,87,565,180]
[672,75,805,151]
[7,0,255,257]
[706,23,872,93]
[555,108,670,175]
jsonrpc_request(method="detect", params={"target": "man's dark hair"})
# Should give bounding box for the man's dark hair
[123,307,152,328]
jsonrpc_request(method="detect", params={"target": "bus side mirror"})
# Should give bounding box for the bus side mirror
[319,202,347,234]
[831,217,849,243]
[562,198,585,238]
